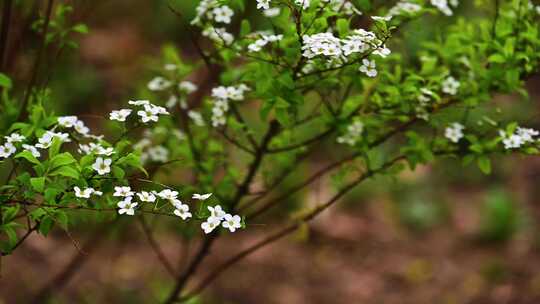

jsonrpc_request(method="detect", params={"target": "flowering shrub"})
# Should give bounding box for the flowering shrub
[1,0,540,302]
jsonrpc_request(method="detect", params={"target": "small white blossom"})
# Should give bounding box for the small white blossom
[114,186,134,197]
[117,196,137,216]
[499,127,539,149]
[158,189,179,201]
[208,205,226,221]
[212,6,234,24]
[137,191,157,203]
[192,193,212,200]
[0,142,16,158]
[257,0,271,10]
[73,186,98,198]
[263,7,280,17]
[35,131,71,149]
[147,146,169,163]
[179,81,198,94]
[73,120,90,135]
[202,27,234,45]
[431,0,454,16]
[188,110,205,126]
[109,109,132,122]
[138,104,160,123]
[5,133,25,143]
[92,157,112,175]
[337,120,364,146]
[173,201,192,220]
[442,76,460,95]
[22,144,40,158]
[128,100,151,106]
[388,1,422,16]
[445,122,465,143]
[222,214,242,232]
[58,116,78,128]
[201,217,221,234]
[147,76,172,91]
[359,59,377,77]
[371,15,392,22]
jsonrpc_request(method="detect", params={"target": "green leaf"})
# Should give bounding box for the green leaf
[50,166,80,180]
[48,137,63,159]
[15,151,40,165]
[0,73,12,89]
[30,177,46,192]
[72,23,89,34]
[477,156,492,174]
[49,152,76,170]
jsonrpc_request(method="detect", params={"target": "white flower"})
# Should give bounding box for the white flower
[188,110,205,126]
[138,104,160,123]
[222,214,242,232]
[117,196,137,216]
[173,201,192,220]
[74,186,94,198]
[128,100,151,106]
[137,191,157,202]
[212,6,234,24]
[201,217,221,234]
[96,146,115,156]
[114,186,134,197]
[202,27,234,45]
[371,15,392,22]
[192,193,212,200]
[158,189,179,201]
[337,120,364,146]
[431,0,453,16]
[74,120,90,135]
[109,109,132,122]
[445,122,465,143]
[22,144,40,158]
[388,1,422,16]
[359,59,377,77]
[92,157,112,175]
[295,0,310,9]
[302,32,343,59]
[147,146,169,163]
[263,7,280,17]
[499,126,539,149]
[35,131,71,149]
[442,76,460,95]
[208,205,226,221]
[147,76,172,91]
[58,116,78,128]
[0,142,16,158]
[5,133,25,143]
[179,81,198,94]
[257,0,271,10]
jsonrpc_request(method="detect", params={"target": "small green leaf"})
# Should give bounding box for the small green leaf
[15,151,40,165]
[477,156,492,175]
[50,166,80,180]
[30,177,46,192]
[0,73,12,89]
[49,152,76,170]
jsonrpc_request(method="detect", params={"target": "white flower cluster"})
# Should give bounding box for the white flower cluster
[78,142,114,156]
[322,0,362,15]
[337,120,364,146]
[201,205,242,234]
[166,81,198,109]
[499,127,539,150]
[210,84,250,127]
[134,127,184,164]
[415,88,436,120]
[442,76,460,95]
[109,100,169,124]
[192,0,234,25]
[431,0,459,16]
[247,33,283,52]
[445,122,465,143]
[148,76,172,91]
[202,27,234,45]
[302,29,390,69]
[295,0,310,10]
[0,133,25,159]
[1,114,106,160]
[387,1,422,17]
[113,187,194,220]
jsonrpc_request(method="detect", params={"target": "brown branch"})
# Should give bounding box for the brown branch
[138,215,176,278]
[17,0,54,122]
[180,155,408,300]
